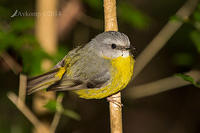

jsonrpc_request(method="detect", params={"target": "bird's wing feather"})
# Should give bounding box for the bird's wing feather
[27,68,61,95]
[47,47,111,91]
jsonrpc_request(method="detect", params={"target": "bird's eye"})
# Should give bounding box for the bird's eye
[111,44,117,49]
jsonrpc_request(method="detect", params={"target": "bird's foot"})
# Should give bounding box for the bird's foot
[107,96,123,108]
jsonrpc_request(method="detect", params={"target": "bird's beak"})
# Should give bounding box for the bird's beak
[130,45,136,57]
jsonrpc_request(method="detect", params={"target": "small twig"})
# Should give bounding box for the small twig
[133,0,199,78]
[104,0,123,133]
[50,94,64,133]
[18,74,27,103]
[0,52,22,74]
[127,70,200,99]
[7,92,49,133]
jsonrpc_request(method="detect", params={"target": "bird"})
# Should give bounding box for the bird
[27,31,135,99]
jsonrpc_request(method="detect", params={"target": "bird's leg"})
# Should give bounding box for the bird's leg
[107,96,123,108]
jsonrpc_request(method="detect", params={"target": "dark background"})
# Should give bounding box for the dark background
[0,0,200,133]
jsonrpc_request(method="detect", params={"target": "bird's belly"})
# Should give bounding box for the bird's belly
[74,56,134,99]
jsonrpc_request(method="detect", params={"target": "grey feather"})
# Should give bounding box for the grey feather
[27,68,61,95]
[47,45,111,91]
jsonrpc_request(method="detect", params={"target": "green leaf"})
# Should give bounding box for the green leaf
[0,30,18,49]
[176,73,195,84]
[170,15,184,22]
[44,93,64,112]
[176,73,200,88]
[118,2,150,29]
[193,11,200,22]
[63,109,81,121]
[44,94,80,120]
[44,100,57,112]
[190,31,200,53]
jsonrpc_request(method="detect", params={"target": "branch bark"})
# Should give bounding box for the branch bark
[104,0,122,133]
[50,94,64,133]
[18,74,27,103]
[34,0,58,132]
[36,0,58,55]
[0,52,22,74]
[127,70,200,99]
[7,92,50,133]
[34,0,57,115]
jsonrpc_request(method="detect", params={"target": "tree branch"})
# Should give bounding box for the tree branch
[127,70,200,99]
[50,94,64,133]
[18,74,27,103]
[7,92,50,133]
[0,52,22,74]
[104,0,118,32]
[104,0,123,133]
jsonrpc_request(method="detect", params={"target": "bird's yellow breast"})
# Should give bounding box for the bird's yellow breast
[74,56,134,99]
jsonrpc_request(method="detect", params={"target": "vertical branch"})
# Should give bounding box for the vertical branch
[36,0,57,55]
[34,0,58,132]
[104,0,118,31]
[34,0,57,115]
[108,92,123,133]
[18,74,27,103]
[50,94,64,133]
[104,0,123,133]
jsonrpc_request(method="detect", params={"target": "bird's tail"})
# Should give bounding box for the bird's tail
[27,67,65,95]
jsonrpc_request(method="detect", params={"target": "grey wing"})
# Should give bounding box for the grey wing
[48,48,111,91]
[52,45,83,69]
[72,50,111,88]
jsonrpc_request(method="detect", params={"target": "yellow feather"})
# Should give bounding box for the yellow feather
[55,67,66,79]
[74,56,134,99]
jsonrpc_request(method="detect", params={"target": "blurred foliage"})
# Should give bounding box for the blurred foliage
[167,4,200,69]
[190,4,200,54]
[173,4,200,85]
[0,17,50,76]
[83,0,150,30]
[0,6,10,19]
[44,93,81,120]
[83,0,102,10]
[170,15,184,22]
[0,16,68,76]
[0,0,151,76]
[176,73,200,88]
[118,2,150,29]
[190,31,200,53]
[174,4,200,87]
[172,53,194,66]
